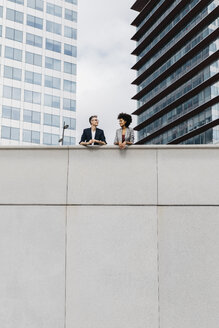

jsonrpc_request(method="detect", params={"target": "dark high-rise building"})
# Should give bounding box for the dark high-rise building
[131,0,219,144]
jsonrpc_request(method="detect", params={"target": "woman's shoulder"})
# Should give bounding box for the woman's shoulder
[127,127,134,131]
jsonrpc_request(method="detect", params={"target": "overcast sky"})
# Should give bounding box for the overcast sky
[76,0,137,144]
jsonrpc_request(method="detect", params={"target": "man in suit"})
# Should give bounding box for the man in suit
[79,115,107,146]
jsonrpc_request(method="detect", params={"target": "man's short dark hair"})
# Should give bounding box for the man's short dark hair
[89,115,98,124]
[117,113,132,127]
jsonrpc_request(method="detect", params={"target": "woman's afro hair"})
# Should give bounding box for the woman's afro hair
[117,113,132,127]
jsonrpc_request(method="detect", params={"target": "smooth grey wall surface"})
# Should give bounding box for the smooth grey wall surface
[0,149,68,204]
[66,206,158,328]
[0,146,218,328]
[0,206,65,328]
[158,149,219,205]
[158,206,219,328]
[68,148,157,205]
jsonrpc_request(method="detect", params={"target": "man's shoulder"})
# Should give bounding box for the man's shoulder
[83,127,91,132]
[96,127,104,133]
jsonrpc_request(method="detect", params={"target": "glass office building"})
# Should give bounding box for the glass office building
[0,0,77,145]
[131,0,219,144]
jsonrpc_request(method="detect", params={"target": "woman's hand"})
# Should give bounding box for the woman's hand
[119,141,126,149]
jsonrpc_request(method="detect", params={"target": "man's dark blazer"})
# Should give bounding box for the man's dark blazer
[79,128,107,145]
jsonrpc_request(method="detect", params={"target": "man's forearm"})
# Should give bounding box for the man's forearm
[94,140,106,145]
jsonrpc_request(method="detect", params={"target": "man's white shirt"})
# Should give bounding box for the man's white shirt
[91,129,96,145]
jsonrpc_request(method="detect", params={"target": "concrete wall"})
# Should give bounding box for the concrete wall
[0,145,218,328]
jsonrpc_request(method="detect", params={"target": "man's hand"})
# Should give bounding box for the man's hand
[93,139,99,144]
[87,139,93,145]
[93,139,105,145]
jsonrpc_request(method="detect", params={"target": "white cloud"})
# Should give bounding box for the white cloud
[76,0,137,144]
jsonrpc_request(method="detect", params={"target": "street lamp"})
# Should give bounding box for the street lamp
[59,121,69,145]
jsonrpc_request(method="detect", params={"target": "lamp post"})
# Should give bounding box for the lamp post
[59,121,69,145]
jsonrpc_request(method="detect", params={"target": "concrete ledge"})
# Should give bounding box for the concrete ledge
[0,145,219,149]
[158,148,219,205]
[0,146,218,205]
[0,146,219,328]
[0,149,68,204]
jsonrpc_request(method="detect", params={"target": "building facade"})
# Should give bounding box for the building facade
[0,0,77,145]
[131,0,219,144]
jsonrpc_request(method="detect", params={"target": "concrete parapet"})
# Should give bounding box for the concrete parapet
[0,146,218,328]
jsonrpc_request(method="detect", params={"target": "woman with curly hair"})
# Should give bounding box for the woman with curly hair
[114,113,134,149]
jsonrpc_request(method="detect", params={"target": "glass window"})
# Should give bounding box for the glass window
[14,88,21,100]
[63,116,76,130]
[65,0,77,4]
[63,98,76,111]
[12,128,20,140]
[45,57,61,71]
[46,3,62,17]
[23,129,40,143]
[46,20,61,35]
[0,25,2,37]
[27,15,43,29]
[4,66,22,81]
[1,126,11,139]
[43,133,59,145]
[2,105,20,120]
[25,71,42,85]
[46,38,61,53]
[64,26,77,39]
[24,90,41,104]
[44,113,60,127]
[64,44,77,57]
[0,6,3,18]
[6,27,23,42]
[25,51,42,66]
[63,136,75,145]
[3,86,21,100]
[24,91,32,103]
[2,106,11,119]
[8,0,24,4]
[64,62,76,75]
[5,46,22,62]
[45,75,61,89]
[33,131,40,144]
[26,33,42,48]
[52,115,60,127]
[65,8,77,22]
[23,109,32,122]
[44,94,60,108]
[23,109,41,123]
[6,8,23,23]
[27,0,43,11]
[23,130,31,142]
[32,111,41,123]
[1,126,20,140]
[63,80,76,93]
